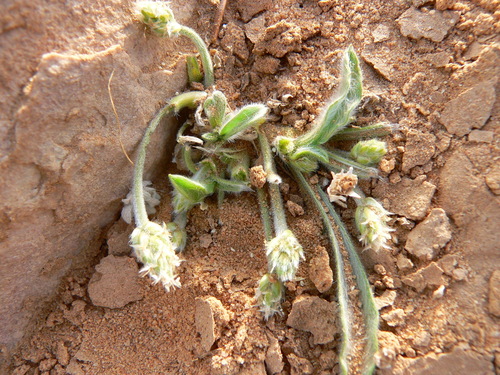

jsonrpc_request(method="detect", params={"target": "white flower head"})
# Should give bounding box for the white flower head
[266,230,304,282]
[355,197,394,252]
[121,181,161,224]
[135,1,180,37]
[255,274,284,320]
[327,167,361,207]
[130,221,182,291]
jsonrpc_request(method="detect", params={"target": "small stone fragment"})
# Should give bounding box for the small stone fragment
[439,82,496,137]
[319,351,336,371]
[372,24,391,42]
[488,270,500,317]
[392,347,495,374]
[433,285,446,299]
[88,255,143,309]
[413,330,431,349]
[397,7,460,42]
[468,130,494,143]
[397,253,414,271]
[308,246,333,293]
[107,220,133,256]
[382,308,406,327]
[195,296,231,352]
[265,335,284,374]
[245,15,266,43]
[380,158,396,173]
[286,200,304,217]
[362,46,394,81]
[199,234,212,248]
[423,52,451,68]
[405,208,452,260]
[55,341,70,366]
[402,271,426,292]
[286,295,336,344]
[287,353,313,375]
[253,55,281,74]
[485,166,500,195]
[236,0,272,22]
[12,364,30,375]
[375,290,397,310]
[402,130,436,172]
[250,165,267,188]
[375,331,401,369]
[438,254,458,275]
[221,22,249,61]
[420,262,445,287]
[373,176,436,220]
[39,358,57,372]
[451,268,468,281]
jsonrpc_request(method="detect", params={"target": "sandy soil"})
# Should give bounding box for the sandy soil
[10,0,499,374]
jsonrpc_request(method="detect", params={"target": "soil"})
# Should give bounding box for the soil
[9,0,499,374]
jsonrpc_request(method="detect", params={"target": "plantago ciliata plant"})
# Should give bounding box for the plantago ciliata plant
[126,3,395,374]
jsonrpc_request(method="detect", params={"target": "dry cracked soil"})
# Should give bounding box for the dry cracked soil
[8,0,500,374]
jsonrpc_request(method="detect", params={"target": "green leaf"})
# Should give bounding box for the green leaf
[168,174,212,202]
[169,91,207,113]
[289,145,329,163]
[186,55,203,83]
[218,104,268,141]
[203,90,228,129]
[213,177,252,193]
[296,47,363,146]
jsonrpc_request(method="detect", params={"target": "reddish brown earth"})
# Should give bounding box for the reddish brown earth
[8,0,499,374]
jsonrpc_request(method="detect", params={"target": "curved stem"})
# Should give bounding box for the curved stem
[257,187,273,242]
[318,188,379,375]
[291,167,351,375]
[178,26,214,87]
[132,104,174,227]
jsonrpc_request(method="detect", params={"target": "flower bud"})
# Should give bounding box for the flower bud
[135,1,178,37]
[350,139,387,165]
[130,221,182,291]
[355,197,394,252]
[255,274,284,320]
[266,230,304,282]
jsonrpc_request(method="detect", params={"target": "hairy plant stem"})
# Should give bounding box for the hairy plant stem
[325,150,379,179]
[330,122,396,141]
[257,187,273,242]
[291,167,351,375]
[318,188,379,375]
[258,132,287,235]
[133,104,174,227]
[177,26,214,87]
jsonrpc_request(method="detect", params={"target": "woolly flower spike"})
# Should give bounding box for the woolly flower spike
[121,181,160,224]
[327,167,361,207]
[256,274,284,320]
[350,139,387,165]
[135,1,178,37]
[130,221,182,291]
[266,230,305,282]
[355,197,394,252]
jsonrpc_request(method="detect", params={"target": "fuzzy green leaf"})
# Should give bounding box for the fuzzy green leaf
[203,90,228,129]
[169,91,207,113]
[186,55,203,83]
[218,104,268,141]
[168,174,213,202]
[213,177,252,193]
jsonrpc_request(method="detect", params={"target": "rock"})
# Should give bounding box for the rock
[362,46,395,81]
[253,20,320,58]
[423,52,451,67]
[405,208,452,261]
[199,234,212,248]
[287,353,313,375]
[236,0,272,22]
[375,331,401,370]
[412,330,431,349]
[318,351,336,371]
[397,7,460,42]
[396,253,414,271]
[469,130,494,143]
[439,82,496,136]
[308,246,333,293]
[382,308,406,327]
[195,296,231,352]
[39,358,57,372]
[437,254,458,275]
[265,335,284,374]
[88,255,143,309]
[0,0,190,354]
[107,220,133,256]
[63,300,87,326]
[375,290,397,310]
[244,15,266,43]
[55,341,70,367]
[286,295,336,345]
[403,262,444,292]
[373,176,436,221]
[451,268,468,281]
[254,55,281,74]
[402,130,436,172]
[372,24,391,42]
[221,22,249,61]
[485,166,500,195]
[391,347,495,374]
